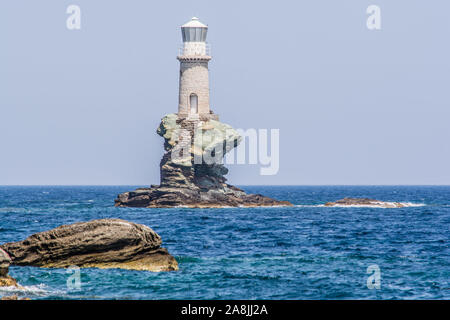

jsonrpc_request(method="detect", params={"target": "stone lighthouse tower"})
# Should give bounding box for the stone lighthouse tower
[177,17,217,120]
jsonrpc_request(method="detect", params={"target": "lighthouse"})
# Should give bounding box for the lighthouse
[177,17,217,121]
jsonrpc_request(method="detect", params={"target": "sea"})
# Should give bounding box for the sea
[0,186,448,300]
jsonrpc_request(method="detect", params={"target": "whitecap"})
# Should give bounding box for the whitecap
[296,202,426,208]
[0,283,50,297]
[0,207,28,213]
[295,205,325,208]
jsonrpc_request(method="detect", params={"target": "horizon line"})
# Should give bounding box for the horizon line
[0,184,449,187]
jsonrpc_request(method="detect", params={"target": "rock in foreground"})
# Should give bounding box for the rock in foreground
[0,248,19,287]
[0,219,178,272]
[116,114,292,208]
[324,198,408,208]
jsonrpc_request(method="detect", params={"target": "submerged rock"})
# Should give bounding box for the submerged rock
[0,219,178,272]
[0,277,19,288]
[116,113,292,208]
[1,295,31,300]
[0,248,19,287]
[324,198,408,208]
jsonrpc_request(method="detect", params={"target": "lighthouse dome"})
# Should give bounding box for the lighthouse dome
[181,17,208,42]
[182,17,207,28]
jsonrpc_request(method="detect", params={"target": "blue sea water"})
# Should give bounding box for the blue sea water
[0,185,448,300]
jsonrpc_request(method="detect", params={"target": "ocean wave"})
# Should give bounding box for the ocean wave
[0,207,28,213]
[0,283,51,297]
[296,202,426,208]
[175,256,203,263]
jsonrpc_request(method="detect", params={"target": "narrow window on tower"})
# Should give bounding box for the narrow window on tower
[190,94,198,114]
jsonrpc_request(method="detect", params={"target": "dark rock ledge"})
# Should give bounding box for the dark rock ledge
[324,197,409,208]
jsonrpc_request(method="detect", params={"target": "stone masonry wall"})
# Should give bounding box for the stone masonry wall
[178,59,210,116]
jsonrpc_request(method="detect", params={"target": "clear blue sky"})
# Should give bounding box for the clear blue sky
[0,0,449,185]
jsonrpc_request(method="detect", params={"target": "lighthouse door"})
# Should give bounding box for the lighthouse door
[190,94,198,114]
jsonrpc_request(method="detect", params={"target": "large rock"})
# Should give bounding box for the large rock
[0,219,178,272]
[0,248,18,287]
[116,113,292,208]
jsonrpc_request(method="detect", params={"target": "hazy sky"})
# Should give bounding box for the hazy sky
[0,0,449,185]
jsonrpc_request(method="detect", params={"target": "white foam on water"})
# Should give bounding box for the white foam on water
[0,283,50,297]
[1,283,72,299]
[296,202,426,208]
[295,205,325,208]
[395,202,426,207]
